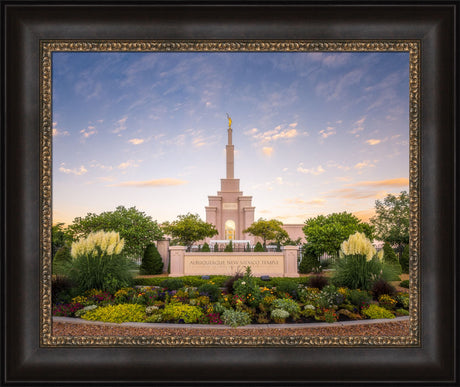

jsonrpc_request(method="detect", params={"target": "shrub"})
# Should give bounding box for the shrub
[64,231,135,293]
[347,289,372,309]
[144,313,163,323]
[222,309,251,327]
[53,246,72,276]
[399,279,409,288]
[378,294,397,310]
[198,283,220,302]
[371,278,396,300]
[233,267,262,307]
[322,308,338,323]
[223,272,243,294]
[317,285,344,308]
[298,245,320,274]
[82,304,146,323]
[395,292,410,309]
[213,243,219,252]
[224,241,233,252]
[52,275,77,304]
[271,308,289,323]
[162,303,203,323]
[271,298,300,318]
[274,279,299,298]
[400,244,410,273]
[75,304,98,317]
[201,243,211,252]
[395,308,409,316]
[308,275,329,290]
[160,278,184,291]
[52,302,84,317]
[362,304,395,319]
[139,244,163,275]
[254,242,264,252]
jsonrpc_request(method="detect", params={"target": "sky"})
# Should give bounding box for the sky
[52,51,409,226]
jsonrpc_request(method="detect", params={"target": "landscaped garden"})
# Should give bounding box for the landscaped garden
[52,230,410,327]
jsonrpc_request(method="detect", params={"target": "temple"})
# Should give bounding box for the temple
[205,115,256,243]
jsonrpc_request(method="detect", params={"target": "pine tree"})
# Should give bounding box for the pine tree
[382,242,402,274]
[298,245,320,274]
[224,241,233,252]
[139,243,164,275]
[214,243,219,252]
[53,246,72,275]
[202,242,210,252]
[400,244,410,273]
[254,241,264,252]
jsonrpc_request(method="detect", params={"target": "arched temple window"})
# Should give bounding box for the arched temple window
[225,220,235,240]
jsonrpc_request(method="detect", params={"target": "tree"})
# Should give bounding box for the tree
[140,244,164,275]
[254,242,265,252]
[370,191,409,257]
[162,213,218,251]
[298,244,320,274]
[400,244,410,273]
[52,223,72,257]
[243,218,289,247]
[302,212,374,257]
[67,206,163,259]
[224,241,233,252]
[52,246,72,276]
[202,242,211,252]
[382,242,402,275]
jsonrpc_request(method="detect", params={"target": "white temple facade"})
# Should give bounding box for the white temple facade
[205,116,256,243]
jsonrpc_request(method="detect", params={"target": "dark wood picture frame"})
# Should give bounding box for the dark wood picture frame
[2,1,457,384]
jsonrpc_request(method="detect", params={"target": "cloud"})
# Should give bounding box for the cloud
[297,163,325,175]
[251,124,299,144]
[286,197,325,205]
[113,117,128,134]
[118,160,140,169]
[276,177,283,184]
[128,138,145,145]
[349,178,409,187]
[319,126,336,139]
[353,209,376,223]
[324,188,387,200]
[262,147,273,156]
[349,116,366,135]
[282,167,288,172]
[289,122,298,128]
[109,178,188,187]
[366,139,381,145]
[354,160,376,170]
[52,122,69,137]
[192,137,207,147]
[80,125,97,139]
[89,161,113,171]
[59,164,87,175]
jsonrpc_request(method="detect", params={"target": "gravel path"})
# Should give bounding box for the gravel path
[53,317,410,337]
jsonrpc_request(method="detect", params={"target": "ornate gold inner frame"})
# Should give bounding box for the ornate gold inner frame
[40,40,420,347]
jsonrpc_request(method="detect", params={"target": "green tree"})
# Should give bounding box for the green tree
[52,223,72,257]
[202,242,211,252]
[162,213,218,251]
[67,206,163,259]
[213,243,219,252]
[302,212,374,257]
[298,244,320,274]
[382,242,402,274]
[254,242,265,252]
[400,244,410,273]
[370,191,409,257]
[139,244,164,275]
[243,218,289,248]
[224,241,233,252]
[52,246,72,276]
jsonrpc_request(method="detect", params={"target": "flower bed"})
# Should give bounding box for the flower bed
[52,267,409,327]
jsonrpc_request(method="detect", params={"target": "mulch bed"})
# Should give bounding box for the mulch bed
[53,319,410,337]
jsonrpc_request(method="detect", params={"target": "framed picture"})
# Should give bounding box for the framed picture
[2,1,456,384]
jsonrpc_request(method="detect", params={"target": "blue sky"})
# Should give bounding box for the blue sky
[52,51,409,225]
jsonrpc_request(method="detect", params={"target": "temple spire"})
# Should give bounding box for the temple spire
[226,114,234,178]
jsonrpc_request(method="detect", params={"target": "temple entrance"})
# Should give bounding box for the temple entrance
[224,219,235,240]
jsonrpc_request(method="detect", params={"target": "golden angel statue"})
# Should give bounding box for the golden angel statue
[226,113,232,128]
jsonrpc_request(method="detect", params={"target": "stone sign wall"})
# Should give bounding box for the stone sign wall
[169,245,299,277]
